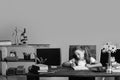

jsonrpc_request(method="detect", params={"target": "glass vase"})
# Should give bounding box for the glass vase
[106,51,112,73]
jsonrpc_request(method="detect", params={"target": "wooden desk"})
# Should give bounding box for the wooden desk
[27,67,120,80]
[39,71,120,77]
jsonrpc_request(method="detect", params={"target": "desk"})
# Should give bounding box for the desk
[27,67,120,80]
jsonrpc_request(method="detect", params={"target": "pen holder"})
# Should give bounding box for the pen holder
[23,53,31,60]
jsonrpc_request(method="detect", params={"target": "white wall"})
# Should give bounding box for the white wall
[0,0,120,80]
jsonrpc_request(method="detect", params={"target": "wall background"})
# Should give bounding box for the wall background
[0,0,120,80]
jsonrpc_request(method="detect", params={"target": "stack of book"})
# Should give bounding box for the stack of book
[0,40,12,45]
[112,66,120,72]
[112,68,120,72]
[37,64,48,72]
[16,65,25,74]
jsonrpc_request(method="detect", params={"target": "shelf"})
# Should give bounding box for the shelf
[0,44,50,47]
[1,59,35,62]
[0,44,50,76]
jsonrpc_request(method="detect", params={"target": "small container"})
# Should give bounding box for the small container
[106,64,112,73]
[23,53,31,60]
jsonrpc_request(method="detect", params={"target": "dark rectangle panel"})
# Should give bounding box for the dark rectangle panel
[36,48,61,66]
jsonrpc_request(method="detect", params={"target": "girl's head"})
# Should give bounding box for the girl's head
[74,49,85,60]
[73,46,91,63]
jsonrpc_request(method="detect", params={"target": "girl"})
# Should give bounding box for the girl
[62,46,102,68]
[62,46,102,80]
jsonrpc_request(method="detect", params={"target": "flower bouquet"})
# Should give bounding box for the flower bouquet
[102,42,117,73]
[102,42,116,53]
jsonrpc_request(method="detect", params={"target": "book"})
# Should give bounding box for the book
[73,66,89,70]
[112,68,120,72]
[112,65,120,72]
[38,70,48,72]
[36,64,48,72]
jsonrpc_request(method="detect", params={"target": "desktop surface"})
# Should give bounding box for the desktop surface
[27,67,120,77]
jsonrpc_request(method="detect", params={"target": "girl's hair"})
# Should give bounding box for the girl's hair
[84,47,91,64]
[73,46,92,64]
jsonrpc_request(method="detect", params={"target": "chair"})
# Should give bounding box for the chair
[69,45,96,80]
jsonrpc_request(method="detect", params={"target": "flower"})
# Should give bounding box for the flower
[102,42,117,53]
[102,42,118,73]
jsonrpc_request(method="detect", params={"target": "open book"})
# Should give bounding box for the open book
[72,66,89,70]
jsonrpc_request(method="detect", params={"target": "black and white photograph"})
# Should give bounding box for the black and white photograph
[0,0,120,80]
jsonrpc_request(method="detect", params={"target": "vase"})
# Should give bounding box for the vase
[106,51,112,73]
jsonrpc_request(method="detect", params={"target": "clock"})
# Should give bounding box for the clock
[10,51,17,57]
